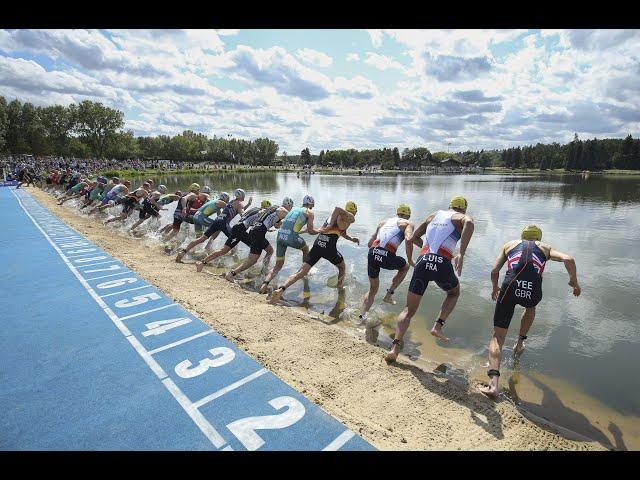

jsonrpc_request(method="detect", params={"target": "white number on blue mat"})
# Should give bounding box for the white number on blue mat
[175,347,235,378]
[226,397,306,451]
[142,317,192,337]
[97,278,138,289]
[83,265,121,274]
[114,292,161,308]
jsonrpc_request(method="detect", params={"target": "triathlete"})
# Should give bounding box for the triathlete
[88,180,131,214]
[269,201,359,305]
[384,196,475,364]
[479,225,581,398]
[130,184,168,231]
[259,195,319,294]
[161,183,202,241]
[222,197,293,282]
[359,204,416,323]
[104,186,148,225]
[176,189,251,262]
[195,200,272,272]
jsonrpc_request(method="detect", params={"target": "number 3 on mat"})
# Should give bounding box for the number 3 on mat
[226,397,306,451]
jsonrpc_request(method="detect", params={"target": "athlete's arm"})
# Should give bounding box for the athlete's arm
[341,230,360,244]
[548,246,581,296]
[409,213,435,248]
[403,220,416,267]
[244,196,253,211]
[368,220,384,248]
[490,244,508,301]
[305,211,319,235]
[453,214,475,276]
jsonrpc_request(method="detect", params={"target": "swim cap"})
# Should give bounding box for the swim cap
[397,203,411,217]
[449,195,468,211]
[303,195,315,207]
[282,197,294,209]
[201,185,211,194]
[219,192,230,203]
[146,179,154,186]
[175,190,182,197]
[261,199,272,208]
[143,182,151,189]
[158,185,167,194]
[189,183,200,192]
[112,177,120,183]
[234,188,246,200]
[345,200,358,215]
[521,224,542,241]
[123,180,131,187]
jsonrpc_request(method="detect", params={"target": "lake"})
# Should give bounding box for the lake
[125,171,640,450]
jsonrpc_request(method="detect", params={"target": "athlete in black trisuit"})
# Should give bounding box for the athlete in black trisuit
[479,224,581,398]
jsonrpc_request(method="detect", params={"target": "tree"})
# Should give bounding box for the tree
[300,147,311,165]
[0,96,7,153]
[75,101,124,158]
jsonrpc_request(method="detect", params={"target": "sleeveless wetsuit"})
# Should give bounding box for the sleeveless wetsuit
[276,207,309,260]
[409,210,461,295]
[224,207,261,249]
[493,240,546,328]
[368,217,407,279]
[193,200,220,230]
[306,217,345,267]
[203,201,239,238]
[245,206,279,254]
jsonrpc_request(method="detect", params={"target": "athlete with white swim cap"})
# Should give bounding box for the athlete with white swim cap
[479,225,581,398]
[385,196,475,364]
[222,197,292,282]
[269,201,359,305]
[195,199,273,272]
[359,203,416,322]
[259,194,320,294]
[176,188,252,262]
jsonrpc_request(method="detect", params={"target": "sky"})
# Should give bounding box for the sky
[1,29,639,154]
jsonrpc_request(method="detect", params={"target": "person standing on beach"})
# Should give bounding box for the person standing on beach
[259,195,320,294]
[358,204,416,323]
[384,196,475,364]
[268,201,359,305]
[479,225,581,398]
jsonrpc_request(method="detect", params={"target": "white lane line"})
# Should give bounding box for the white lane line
[192,368,269,409]
[72,256,109,264]
[12,190,227,450]
[76,260,119,268]
[147,330,215,355]
[84,271,128,280]
[322,430,356,451]
[65,248,98,255]
[163,378,227,449]
[118,304,179,321]
[66,252,101,259]
[221,446,234,451]
[99,285,152,298]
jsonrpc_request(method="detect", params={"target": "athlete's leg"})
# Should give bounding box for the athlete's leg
[430,284,460,342]
[261,258,285,293]
[335,260,346,287]
[479,326,509,397]
[262,244,274,272]
[360,277,380,319]
[175,234,209,262]
[269,263,312,304]
[384,291,423,363]
[383,263,410,305]
[224,253,260,281]
[514,307,536,354]
[196,245,232,272]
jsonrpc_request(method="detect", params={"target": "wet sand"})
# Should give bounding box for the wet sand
[27,186,606,451]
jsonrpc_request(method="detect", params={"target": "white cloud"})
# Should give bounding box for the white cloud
[296,48,333,68]
[366,29,383,48]
[346,53,360,62]
[363,52,407,72]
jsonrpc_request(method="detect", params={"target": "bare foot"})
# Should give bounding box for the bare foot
[223,272,235,283]
[513,340,525,355]
[259,283,270,294]
[269,287,284,304]
[479,383,500,398]
[384,349,398,364]
[382,293,397,305]
[196,262,205,273]
[430,323,450,342]
[175,250,186,263]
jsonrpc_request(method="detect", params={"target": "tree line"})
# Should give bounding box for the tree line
[1,96,638,170]
[0,97,279,164]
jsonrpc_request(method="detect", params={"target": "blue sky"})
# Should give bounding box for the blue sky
[1,29,639,153]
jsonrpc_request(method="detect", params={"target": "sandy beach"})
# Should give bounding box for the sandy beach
[26,186,606,451]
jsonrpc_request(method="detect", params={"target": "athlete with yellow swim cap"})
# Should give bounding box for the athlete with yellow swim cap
[479,225,581,398]
[385,195,475,364]
[359,204,416,322]
[269,201,359,305]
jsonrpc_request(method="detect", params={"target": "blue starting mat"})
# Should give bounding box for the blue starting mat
[0,187,375,451]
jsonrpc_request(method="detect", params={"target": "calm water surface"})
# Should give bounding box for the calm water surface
[122,172,640,449]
